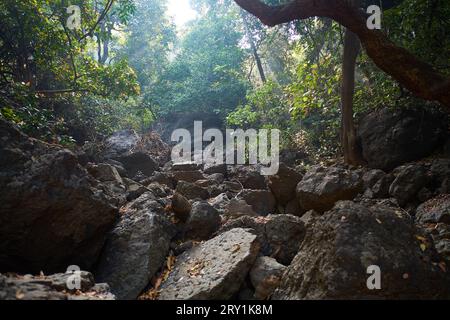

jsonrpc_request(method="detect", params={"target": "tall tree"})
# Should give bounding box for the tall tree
[233,0,450,110]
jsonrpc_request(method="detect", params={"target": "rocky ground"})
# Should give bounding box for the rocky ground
[0,107,449,300]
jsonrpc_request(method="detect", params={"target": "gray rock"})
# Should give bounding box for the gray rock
[228,165,267,190]
[204,163,227,175]
[172,170,206,183]
[176,181,210,200]
[217,214,305,265]
[147,171,175,189]
[185,201,221,240]
[416,194,450,224]
[158,228,260,300]
[296,165,363,213]
[240,189,276,216]
[250,257,286,300]
[224,198,257,217]
[96,193,176,300]
[118,151,158,177]
[265,214,306,265]
[86,163,124,184]
[285,198,306,217]
[389,164,428,206]
[171,162,202,172]
[358,107,448,171]
[268,163,303,205]
[172,193,192,222]
[273,201,450,299]
[370,174,395,199]
[362,169,385,189]
[209,193,230,213]
[0,119,117,274]
[0,272,114,300]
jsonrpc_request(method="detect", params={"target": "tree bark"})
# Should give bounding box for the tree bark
[233,0,450,110]
[241,11,267,83]
[341,28,365,165]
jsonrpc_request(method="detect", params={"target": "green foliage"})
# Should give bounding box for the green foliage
[150,8,249,117]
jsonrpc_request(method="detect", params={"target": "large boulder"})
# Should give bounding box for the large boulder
[0,119,118,274]
[158,228,260,300]
[273,201,450,299]
[358,107,448,171]
[296,165,363,213]
[96,192,176,300]
[268,164,303,205]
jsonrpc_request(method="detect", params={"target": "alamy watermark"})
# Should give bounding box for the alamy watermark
[171,121,280,176]
[66,265,82,290]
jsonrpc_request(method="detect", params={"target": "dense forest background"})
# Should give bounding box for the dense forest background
[1,0,449,160]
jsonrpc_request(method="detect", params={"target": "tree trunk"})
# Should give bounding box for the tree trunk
[241,11,267,83]
[341,29,364,165]
[233,0,450,110]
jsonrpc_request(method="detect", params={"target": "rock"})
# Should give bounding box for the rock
[228,165,267,190]
[389,164,428,206]
[358,107,448,171]
[172,170,205,183]
[123,178,149,201]
[0,272,114,300]
[96,193,176,300]
[118,151,158,178]
[86,163,124,184]
[146,182,170,198]
[424,223,450,263]
[416,194,450,224]
[0,119,117,274]
[170,241,194,256]
[206,173,225,184]
[273,201,450,299]
[265,215,306,265]
[172,193,192,222]
[185,201,221,240]
[171,162,202,172]
[209,193,230,213]
[240,189,276,216]
[299,210,319,226]
[218,214,305,265]
[104,159,127,177]
[430,159,450,194]
[285,198,305,217]
[268,164,303,205]
[296,165,363,213]
[103,130,170,167]
[362,169,385,189]
[176,181,210,200]
[204,163,227,175]
[250,257,286,300]
[370,174,395,199]
[104,129,141,159]
[158,228,260,300]
[147,171,175,189]
[224,198,257,217]
[223,181,243,193]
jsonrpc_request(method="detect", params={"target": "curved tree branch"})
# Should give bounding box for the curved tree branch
[234,0,450,109]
